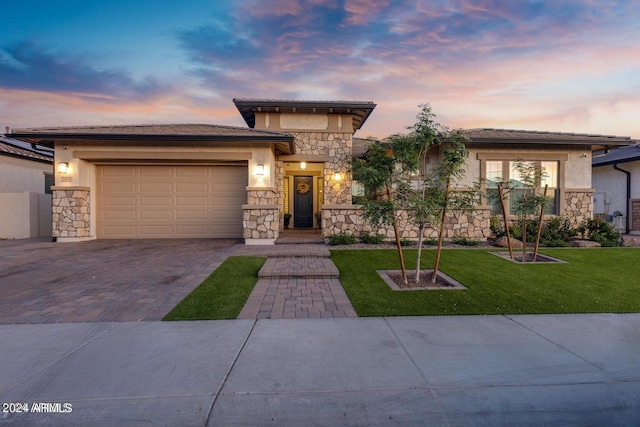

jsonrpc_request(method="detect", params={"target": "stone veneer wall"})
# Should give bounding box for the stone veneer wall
[243,189,279,240]
[52,187,90,238]
[290,132,352,205]
[322,205,492,240]
[563,190,594,225]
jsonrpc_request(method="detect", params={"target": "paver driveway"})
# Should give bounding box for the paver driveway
[0,238,241,324]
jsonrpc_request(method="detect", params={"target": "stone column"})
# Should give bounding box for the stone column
[243,188,280,245]
[51,186,91,241]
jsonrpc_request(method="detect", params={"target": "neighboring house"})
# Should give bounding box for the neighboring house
[592,143,640,233]
[9,100,635,244]
[0,134,54,238]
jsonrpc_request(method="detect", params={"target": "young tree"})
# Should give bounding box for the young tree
[511,161,550,262]
[351,141,412,285]
[352,104,481,286]
[420,135,481,284]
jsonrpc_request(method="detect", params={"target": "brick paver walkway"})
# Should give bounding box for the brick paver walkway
[235,244,357,319]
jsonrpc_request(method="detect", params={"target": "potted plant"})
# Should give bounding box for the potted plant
[283,213,292,229]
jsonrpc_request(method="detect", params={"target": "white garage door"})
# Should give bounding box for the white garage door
[97,165,247,238]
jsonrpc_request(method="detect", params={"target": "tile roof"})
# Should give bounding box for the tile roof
[0,136,53,163]
[463,128,636,146]
[11,123,291,138]
[592,144,640,166]
[352,137,378,158]
[9,124,296,154]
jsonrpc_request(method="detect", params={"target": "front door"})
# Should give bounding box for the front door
[294,176,313,228]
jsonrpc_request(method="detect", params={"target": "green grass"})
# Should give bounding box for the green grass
[331,248,640,316]
[162,256,265,320]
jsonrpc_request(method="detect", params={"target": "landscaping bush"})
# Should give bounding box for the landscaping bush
[508,216,579,247]
[399,238,414,246]
[423,238,438,245]
[578,218,622,247]
[359,231,385,244]
[451,236,481,246]
[327,232,358,245]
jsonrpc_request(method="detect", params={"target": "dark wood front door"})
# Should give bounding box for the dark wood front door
[294,176,313,228]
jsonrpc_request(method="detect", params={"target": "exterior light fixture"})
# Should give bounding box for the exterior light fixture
[300,161,307,170]
[255,163,265,176]
[57,162,69,174]
[334,172,342,181]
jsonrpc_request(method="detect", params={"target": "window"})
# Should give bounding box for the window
[44,173,54,195]
[283,176,290,214]
[483,159,560,216]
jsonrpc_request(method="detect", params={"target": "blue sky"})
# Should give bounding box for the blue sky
[1,0,639,138]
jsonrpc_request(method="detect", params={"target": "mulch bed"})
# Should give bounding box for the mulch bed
[380,269,467,290]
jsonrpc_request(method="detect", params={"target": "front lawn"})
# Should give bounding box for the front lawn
[163,256,265,320]
[331,248,640,317]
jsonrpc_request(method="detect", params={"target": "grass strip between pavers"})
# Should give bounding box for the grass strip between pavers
[163,256,265,321]
[331,248,640,317]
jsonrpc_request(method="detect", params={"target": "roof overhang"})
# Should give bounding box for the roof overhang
[463,128,637,151]
[10,126,296,155]
[233,98,376,132]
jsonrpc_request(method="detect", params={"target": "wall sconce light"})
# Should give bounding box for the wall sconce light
[334,172,342,181]
[255,163,265,176]
[57,162,69,174]
[300,161,307,170]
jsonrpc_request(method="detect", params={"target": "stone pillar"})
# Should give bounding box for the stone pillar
[51,186,91,241]
[243,188,280,245]
[563,190,594,225]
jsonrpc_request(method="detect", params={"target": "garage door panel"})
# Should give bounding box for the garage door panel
[176,196,208,206]
[140,210,173,220]
[103,210,137,220]
[101,167,137,178]
[98,165,247,238]
[102,182,137,192]
[175,182,209,192]
[139,167,174,178]
[103,196,137,206]
[139,182,172,192]
[176,210,208,220]
[140,196,173,206]
[103,225,137,235]
[176,167,210,178]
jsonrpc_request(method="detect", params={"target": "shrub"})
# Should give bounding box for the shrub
[509,216,579,247]
[490,215,505,237]
[578,218,622,247]
[451,236,481,246]
[359,231,385,244]
[399,238,414,246]
[327,232,358,245]
[423,238,438,245]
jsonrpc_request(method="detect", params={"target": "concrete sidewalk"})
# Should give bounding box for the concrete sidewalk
[2,314,639,426]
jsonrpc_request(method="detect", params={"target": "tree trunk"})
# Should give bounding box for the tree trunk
[387,186,408,286]
[498,185,513,260]
[533,185,548,262]
[431,177,450,285]
[415,223,424,285]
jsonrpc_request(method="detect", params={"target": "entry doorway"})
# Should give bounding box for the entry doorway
[283,161,324,229]
[294,176,314,228]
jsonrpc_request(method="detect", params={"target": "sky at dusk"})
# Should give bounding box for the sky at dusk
[1,0,639,139]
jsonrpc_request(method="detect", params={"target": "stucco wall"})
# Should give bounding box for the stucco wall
[0,192,51,238]
[0,156,52,193]
[592,161,640,230]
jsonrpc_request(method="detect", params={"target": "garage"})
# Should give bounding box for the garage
[97,165,247,238]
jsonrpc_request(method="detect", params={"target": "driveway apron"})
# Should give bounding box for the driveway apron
[0,238,241,324]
